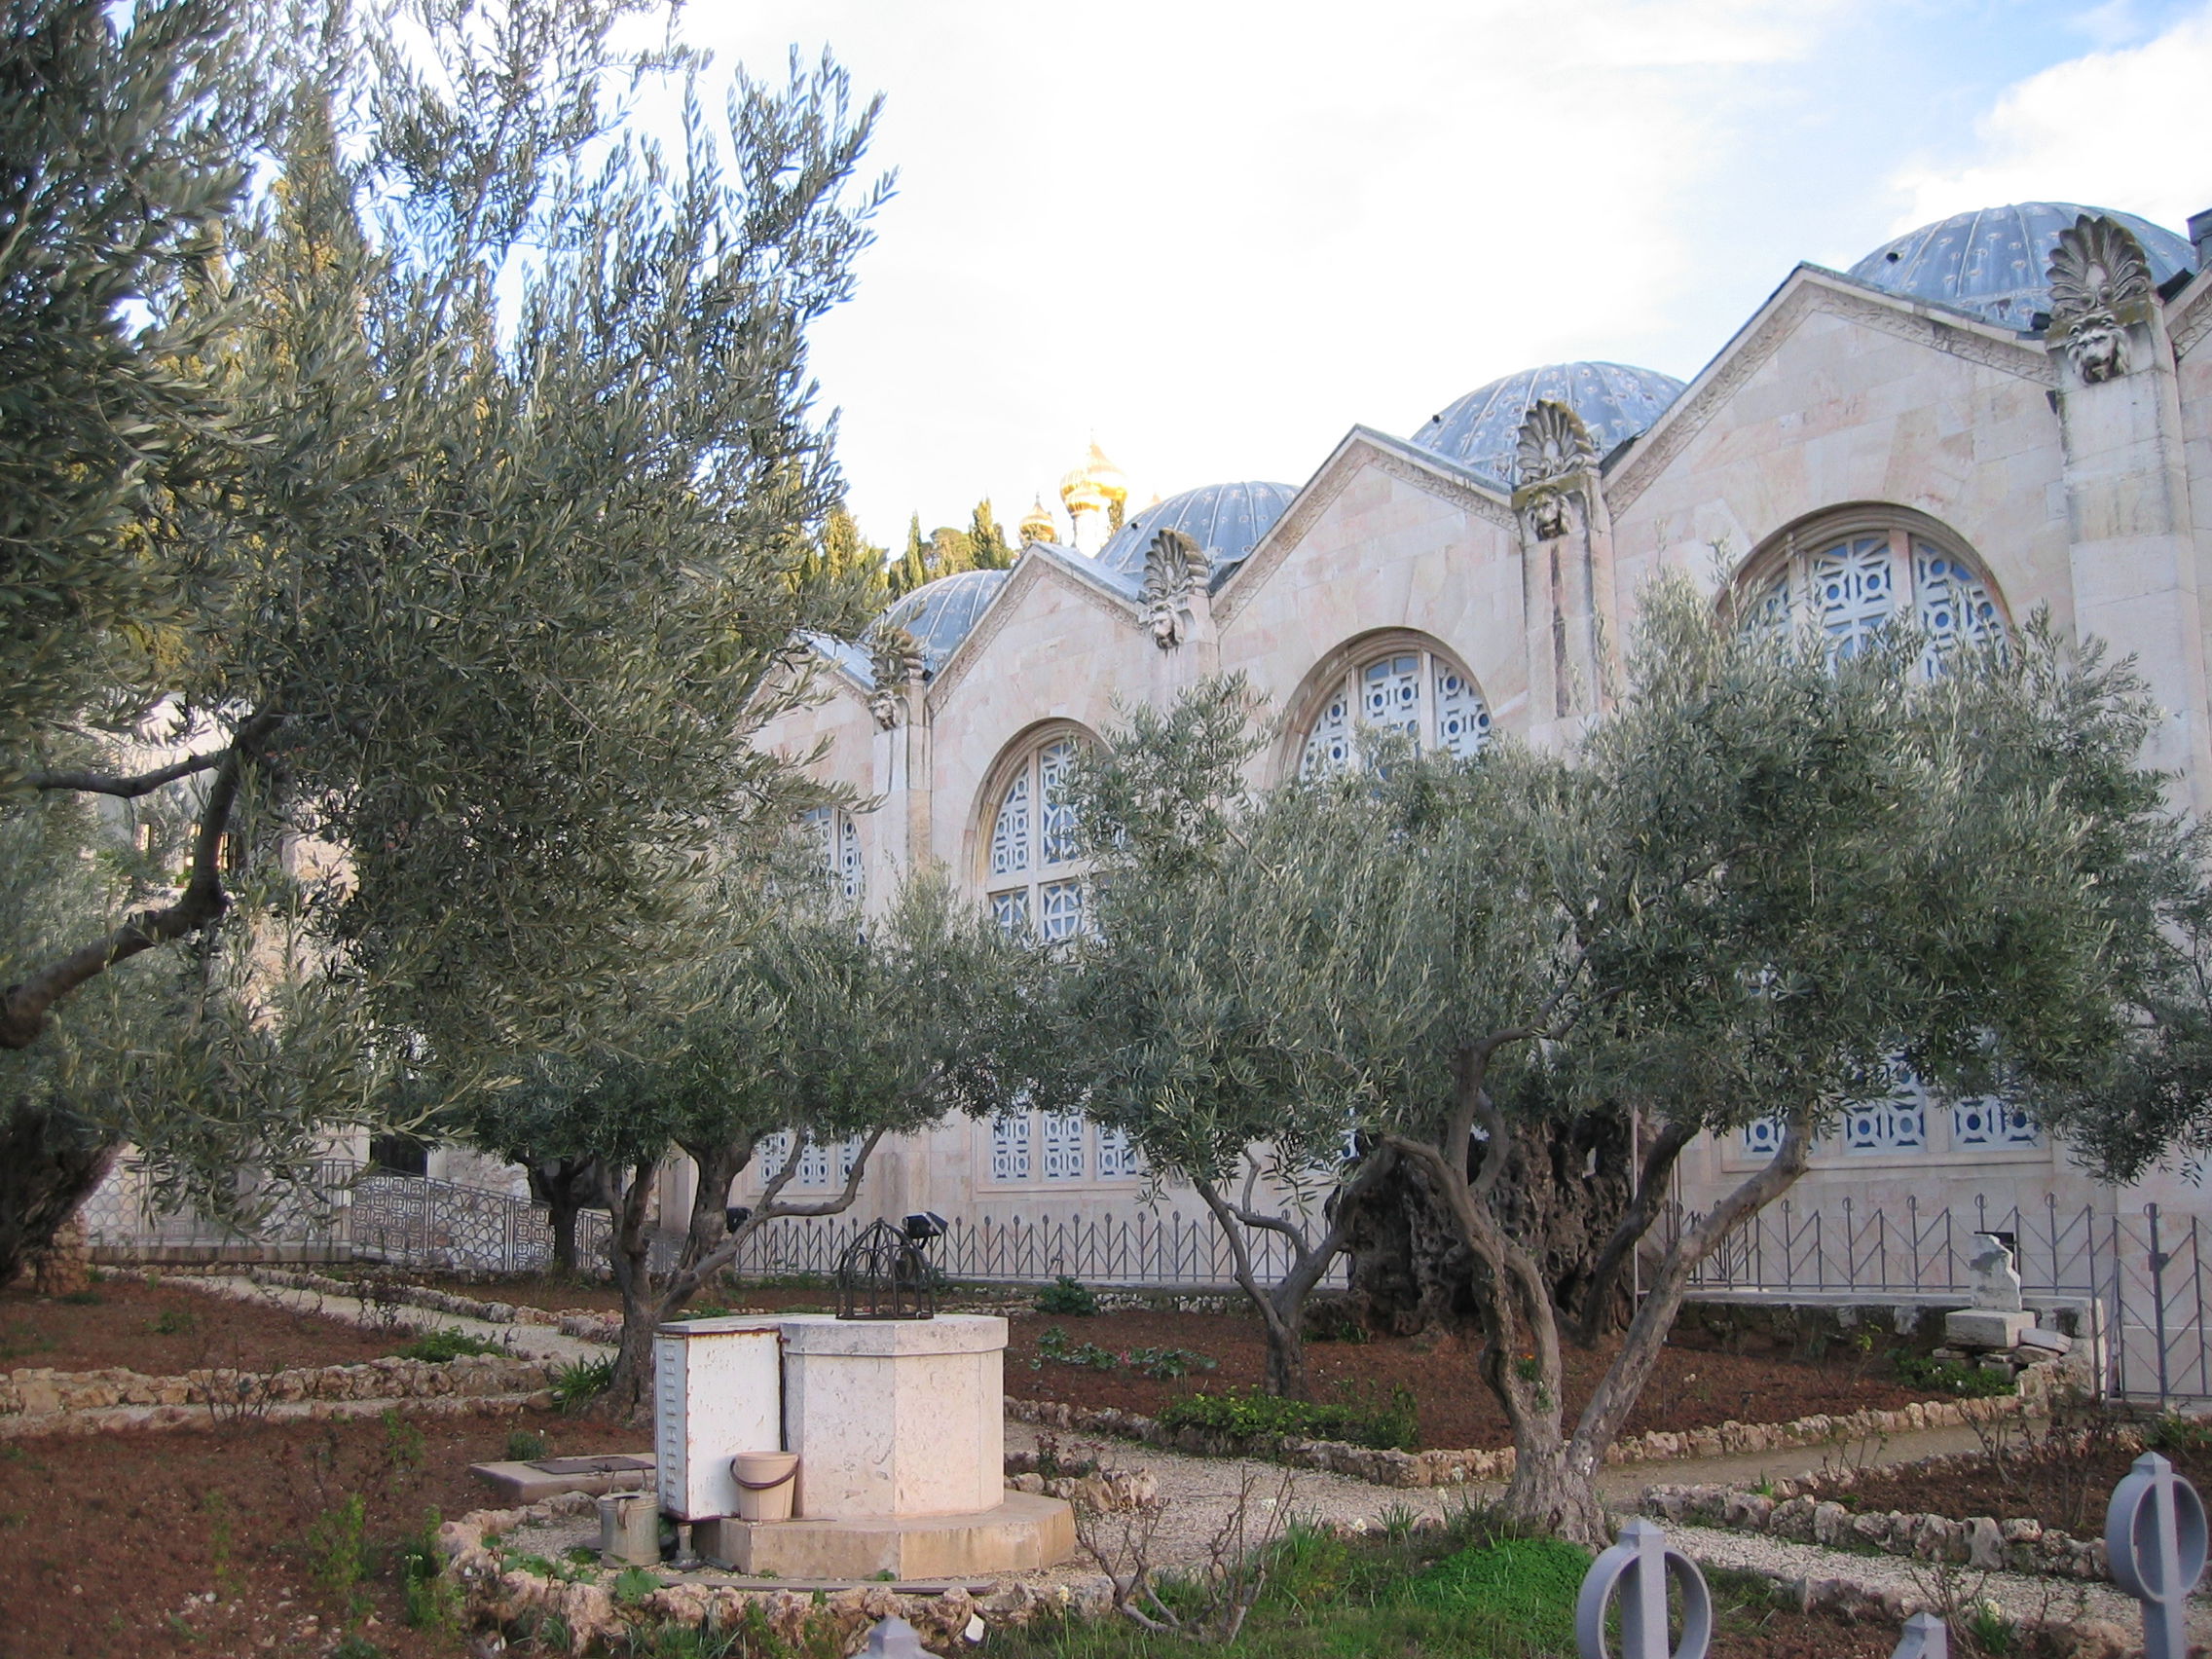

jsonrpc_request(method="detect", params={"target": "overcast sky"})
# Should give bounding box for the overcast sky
[680,1,2212,550]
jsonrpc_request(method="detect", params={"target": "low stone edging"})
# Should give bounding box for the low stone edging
[1006,1389,2034,1490]
[1642,1434,2147,1583]
[0,1389,553,1440]
[0,1351,554,1417]
[439,1490,1113,1653]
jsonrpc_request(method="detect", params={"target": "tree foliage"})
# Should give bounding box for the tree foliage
[1059,579,2198,1542]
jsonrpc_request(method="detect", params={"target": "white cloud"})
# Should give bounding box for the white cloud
[1888,4,2212,235]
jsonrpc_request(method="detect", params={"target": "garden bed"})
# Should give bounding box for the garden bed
[1838,1428,2212,1535]
[0,1403,613,1657]
[1,1272,414,1376]
[1003,1308,1937,1452]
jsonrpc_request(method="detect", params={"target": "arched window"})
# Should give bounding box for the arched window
[1300,642,1492,777]
[984,731,1086,940]
[1738,521,2007,671]
[799,805,863,903]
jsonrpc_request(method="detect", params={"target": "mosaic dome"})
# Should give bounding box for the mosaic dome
[1408,362,1685,488]
[1847,203,2194,332]
[1095,480,1298,584]
[877,569,1011,674]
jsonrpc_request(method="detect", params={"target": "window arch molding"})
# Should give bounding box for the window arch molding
[1725,504,2012,663]
[969,718,1102,940]
[1273,629,1495,785]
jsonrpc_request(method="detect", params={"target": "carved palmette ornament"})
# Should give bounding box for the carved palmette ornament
[1513,400,1595,540]
[2047,214,2156,384]
[866,622,925,727]
[1139,527,1209,648]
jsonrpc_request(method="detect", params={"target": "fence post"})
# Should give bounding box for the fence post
[2106,1451,2208,1659]
[1574,1519,1711,1659]
[2149,1203,2172,1412]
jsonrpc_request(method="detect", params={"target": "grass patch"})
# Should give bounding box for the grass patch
[1158,1386,1419,1452]
[393,1327,507,1362]
[1893,1352,2017,1399]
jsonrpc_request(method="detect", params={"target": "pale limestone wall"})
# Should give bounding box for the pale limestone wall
[720,260,2212,1253]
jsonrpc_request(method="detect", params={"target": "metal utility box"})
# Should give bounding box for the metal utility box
[652,1318,783,1522]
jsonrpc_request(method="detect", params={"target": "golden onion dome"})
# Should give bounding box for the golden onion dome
[1082,438,1128,506]
[1018,496,1055,545]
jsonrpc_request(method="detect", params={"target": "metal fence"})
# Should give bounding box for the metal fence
[82,1159,1341,1290]
[1672,1194,2212,1406]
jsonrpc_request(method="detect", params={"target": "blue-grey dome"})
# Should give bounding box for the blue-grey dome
[1847,203,2194,331]
[879,569,1010,674]
[1409,362,1685,488]
[1096,480,1297,584]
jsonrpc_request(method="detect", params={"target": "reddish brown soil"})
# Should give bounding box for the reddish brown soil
[1004,1309,1930,1452]
[1842,1434,2212,1533]
[0,1406,622,1658]
[1,1273,407,1376]
[1707,1598,1900,1659]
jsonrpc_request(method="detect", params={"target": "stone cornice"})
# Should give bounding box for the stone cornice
[1604,267,2056,517]
[2170,270,2212,361]
[923,547,1136,714]
[1216,429,1515,626]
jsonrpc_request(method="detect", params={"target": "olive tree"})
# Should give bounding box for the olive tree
[1,0,893,1271]
[474,873,1055,1419]
[1077,580,2193,1543]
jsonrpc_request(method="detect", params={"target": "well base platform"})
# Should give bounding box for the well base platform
[696,1493,1074,1579]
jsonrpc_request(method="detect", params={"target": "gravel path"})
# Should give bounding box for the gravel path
[182,1273,612,1364]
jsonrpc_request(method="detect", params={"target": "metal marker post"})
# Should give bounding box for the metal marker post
[1575,1519,1713,1659]
[2106,1451,2209,1659]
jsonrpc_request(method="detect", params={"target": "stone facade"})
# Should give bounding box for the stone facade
[715,201,2212,1253]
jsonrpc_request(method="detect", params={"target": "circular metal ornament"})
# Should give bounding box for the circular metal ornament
[2106,1450,2207,1659]
[1574,1518,1712,1659]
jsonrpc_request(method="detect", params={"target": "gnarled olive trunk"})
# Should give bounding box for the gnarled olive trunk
[0,1102,119,1291]
[526,1156,605,1277]
[1345,1107,1632,1336]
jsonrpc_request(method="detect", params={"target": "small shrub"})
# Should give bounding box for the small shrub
[1033,1274,1097,1316]
[398,1512,459,1632]
[553,1354,616,1412]
[308,1493,372,1602]
[330,1636,382,1659]
[1127,1344,1215,1381]
[2147,1413,2212,1452]
[58,1288,102,1306]
[1036,1325,1119,1370]
[1894,1352,2016,1399]
[394,1327,504,1362]
[507,1427,549,1461]
[1158,1385,1420,1452]
[149,1307,197,1336]
[612,1565,661,1606]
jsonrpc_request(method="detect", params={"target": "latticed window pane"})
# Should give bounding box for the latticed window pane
[838,816,863,902]
[836,1134,863,1181]
[795,1137,833,1187]
[991,889,1030,937]
[1433,665,1492,756]
[1745,571,1792,642]
[1810,535,1896,659]
[1041,1113,1086,1180]
[1841,1070,1926,1153]
[1301,685,1353,778]
[1914,543,2005,666]
[991,772,1032,877]
[990,1115,1031,1181]
[1096,1125,1141,1178]
[1040,879,1084,940]
[1039,739,1080,865]
[1741,1117,1784,1157]
[1362,653,1423,745]
[757,1131,793,1181]
[1951,1098,2041,1150]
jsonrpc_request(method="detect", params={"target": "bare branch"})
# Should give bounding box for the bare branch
[26,749,230,798]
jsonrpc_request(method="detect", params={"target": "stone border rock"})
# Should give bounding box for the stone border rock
[439,1490,1115,1654]
[1007,1387,2037,1490]
[0,1389,553,1440]
[1642,1432,2147,1583]
[1,1352,553,1416]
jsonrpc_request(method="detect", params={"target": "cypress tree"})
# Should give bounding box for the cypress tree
[970,498,1013,570]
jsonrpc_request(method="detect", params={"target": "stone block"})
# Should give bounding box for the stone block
[779,1314,1005,1521]
[468,1452,655,1505]
[2017,1326,2074,1357]
[696,1493,1074,1580]
[1943,1309,2033,1350]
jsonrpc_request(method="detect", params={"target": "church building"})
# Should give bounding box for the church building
[728,200,2212,1250]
